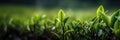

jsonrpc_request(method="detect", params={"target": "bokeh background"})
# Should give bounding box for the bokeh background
[0,0,120,20]
[1,0,120,9]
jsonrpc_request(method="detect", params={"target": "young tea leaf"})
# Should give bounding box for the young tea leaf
[96,5,109,25]
[58,9,65,22]
[63,17,69,25]
[97,5,104,18]
[99,13,109,25]
[110,9,120,28]
[114,20,119,31]
[114,19,120,37]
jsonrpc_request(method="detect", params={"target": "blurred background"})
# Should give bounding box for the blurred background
[0,0,120,20]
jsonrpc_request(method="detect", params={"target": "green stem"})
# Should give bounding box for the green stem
[62,24,65,40]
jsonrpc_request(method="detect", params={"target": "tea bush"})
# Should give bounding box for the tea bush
[0,5,120,40]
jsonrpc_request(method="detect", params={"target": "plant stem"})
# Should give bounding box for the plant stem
[62,24,64,40]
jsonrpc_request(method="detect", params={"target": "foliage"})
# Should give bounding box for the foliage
[0,5,120,40]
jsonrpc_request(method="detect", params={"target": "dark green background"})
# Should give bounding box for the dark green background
[0,0,120,9]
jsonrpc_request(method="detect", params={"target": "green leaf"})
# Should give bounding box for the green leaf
[58,9,65,22]
[110,9,120,28]
[96,5,109,25]
[63,17,69,25]
[114,20,119,31]
[55,18,61,28]
[114,29,120,37]
[99,12,109,25]
[114,20,120,37]
[97,5,104,18]
[91,16,97,21]
[94,23,99,33]
[64,29,74,36]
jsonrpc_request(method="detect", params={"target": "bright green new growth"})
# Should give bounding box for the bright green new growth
[57,9,70,40]
[113,14,120,37]
[97,5,120,37]
[96,5,109,25]
[58,9,65,22]
[1,5,120,40]
[110,9,120,28]
[97,5,104,18]
[114,20,119,31]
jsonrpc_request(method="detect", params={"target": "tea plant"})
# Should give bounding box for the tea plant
[0,5,120,40]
